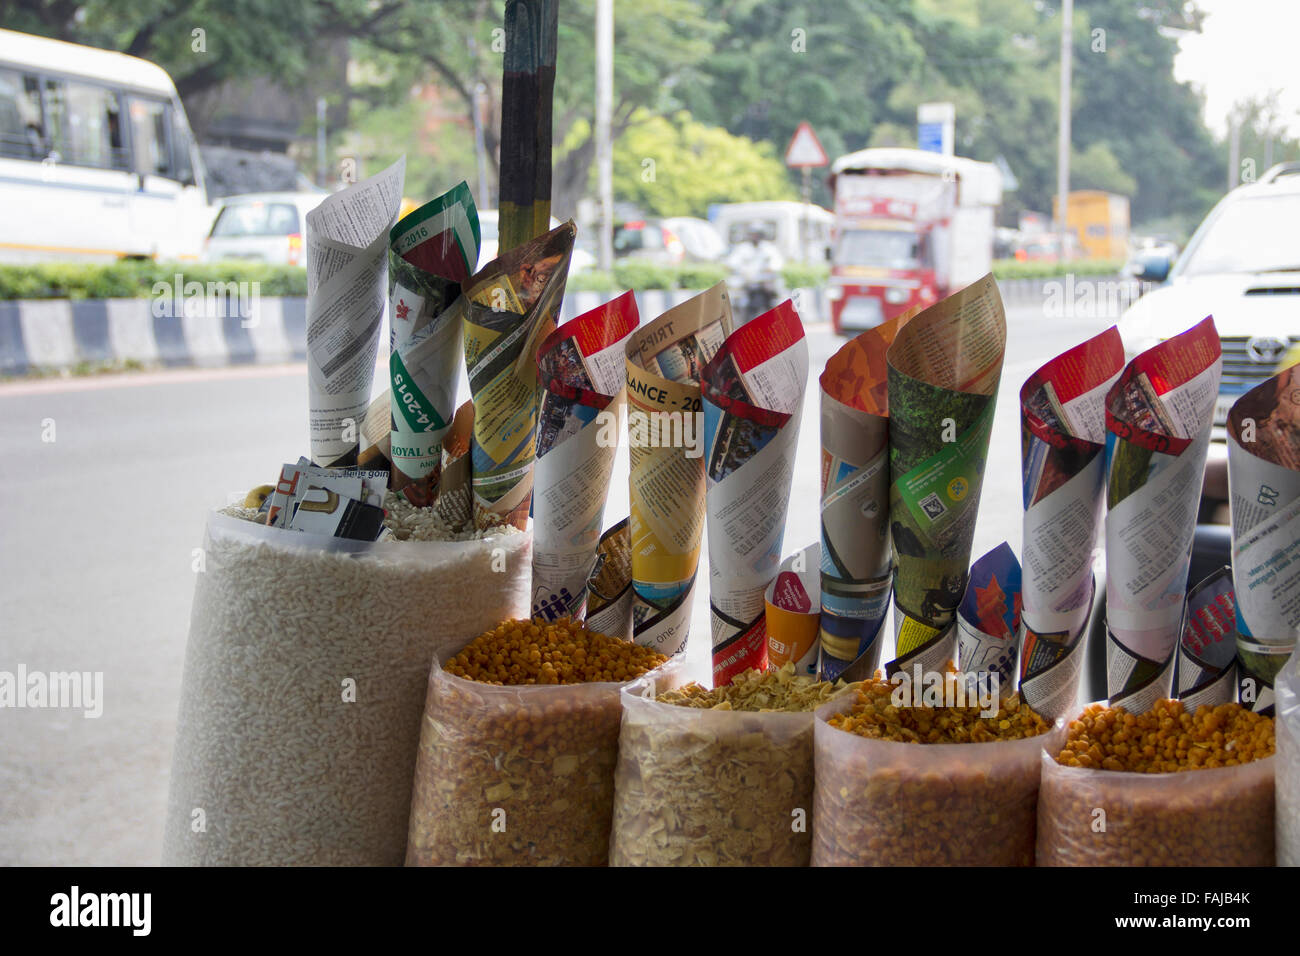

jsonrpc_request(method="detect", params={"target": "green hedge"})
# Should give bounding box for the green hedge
[0,257,1129,301]
[0,261,307,300]
[782,263,830,289]
[991,258,1125,280]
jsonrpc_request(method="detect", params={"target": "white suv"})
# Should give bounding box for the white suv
[1118,163,1300,458]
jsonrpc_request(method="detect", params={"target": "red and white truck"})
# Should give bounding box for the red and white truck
[826,148,1002,333]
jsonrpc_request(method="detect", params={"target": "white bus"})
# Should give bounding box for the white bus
[0,28,209,263]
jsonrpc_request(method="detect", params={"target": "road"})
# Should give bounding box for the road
[0,296,1115,864]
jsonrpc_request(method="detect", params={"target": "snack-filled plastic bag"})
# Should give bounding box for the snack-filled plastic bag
[812,697,1065,866]
[162,512,530,866]
[610,672,818,866]
[407,655,681,866]
[1280,651,1300,865]
[1036,704,1275,867]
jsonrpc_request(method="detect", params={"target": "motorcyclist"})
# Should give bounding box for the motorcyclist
[726,226,785,324]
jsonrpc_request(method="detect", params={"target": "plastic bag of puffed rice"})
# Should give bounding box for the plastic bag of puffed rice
[406,655,683,866]
[1280,653,1300,866]
[1035,702,1276,868]
[162,511,530,866]
[811,696,1066,866]
[609,673,822,866]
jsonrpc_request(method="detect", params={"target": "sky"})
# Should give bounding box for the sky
[1174,0,1300,138]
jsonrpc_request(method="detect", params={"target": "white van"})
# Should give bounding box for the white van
[0,29,208,263]
[712,200,833,264]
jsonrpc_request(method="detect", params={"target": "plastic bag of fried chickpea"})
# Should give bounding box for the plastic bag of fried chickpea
[610,666,852,866]
[405,630,682,867]
[811,693,1066,866]
[1280,654,1300,866]
[1036,701,1276,867]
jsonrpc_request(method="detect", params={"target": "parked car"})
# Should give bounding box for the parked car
[1117,161,1300,461]
[203,191,327,266]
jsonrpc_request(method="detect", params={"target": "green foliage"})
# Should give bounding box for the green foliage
[0,262,307,300]
[566,270,617,293]
[1070,142,1138,197]
[612,260,675,290]
[782,263,830,289]
[991,258,1125,280]
[673,262,729,290]
[613,111,796,217]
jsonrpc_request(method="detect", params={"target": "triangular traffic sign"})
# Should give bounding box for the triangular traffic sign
[784,121,828,168]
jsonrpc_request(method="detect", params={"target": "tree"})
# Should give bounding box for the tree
[611,110,796,217]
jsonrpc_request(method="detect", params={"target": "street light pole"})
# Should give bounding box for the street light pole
[595,0,614,272]
[1056,0,1073,263]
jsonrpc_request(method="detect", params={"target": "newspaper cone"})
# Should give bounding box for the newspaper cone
[956,542,1021,695]
[462,221,576,530]
[1017,326,1124,719]
[816,310,914,680]
[432,400,475,532]
[703,300,809,686]
[1226,361,1300,713]
[625,283,734,657]
[766,542,821,676]
[306,158,405,467]
[1104,315,1221,711]
[586,519,634,640]
[531,292,640,621]
[886,274,1006,675]
[1176,567,1238,709]
[1228,362,1300,642]
[386,183,480,502]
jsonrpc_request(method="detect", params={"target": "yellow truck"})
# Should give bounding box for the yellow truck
[1053,190,1130,260]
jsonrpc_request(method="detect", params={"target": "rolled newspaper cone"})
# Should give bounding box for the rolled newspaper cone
[1104,315,1221,711]
[766,542,821,676]
[1227,361,1300,647]
[624,283,734,656]
[306,158,405,467]
[531,291,640,621]
[886,275,1006,675]
[702,300,808,686]
[1175,566,1238,710]
[387,183,480,501]
[462,221,576,530]
[955,542,1021,696]
[816,311,913,680]
[1016,326,1124,719]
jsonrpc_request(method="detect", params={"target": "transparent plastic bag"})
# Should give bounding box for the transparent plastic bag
[812,697,1066,866]
[406,656,680,866]
[1036,703,1276,867]
[162,512,530,866]
[610,672,819,866]
[1280,652,1300,866]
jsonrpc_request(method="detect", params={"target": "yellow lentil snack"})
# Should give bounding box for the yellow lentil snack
[828,673,1051,743]
[1054,700,1274,772]
[812,675,1063,866]
[1037,700,1276,867]
[406,622,668,866]
[611,666,854,867]
[443,617,667,685]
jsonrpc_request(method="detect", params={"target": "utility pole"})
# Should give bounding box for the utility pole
[467,35,492,211]
[316,97,327,188]
[498,0,558,253]
[595,0,614,272]
[1228,116,1241,190]
[1056,0,1073,263]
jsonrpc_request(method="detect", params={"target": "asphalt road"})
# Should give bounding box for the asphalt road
[0,295,1116,865]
